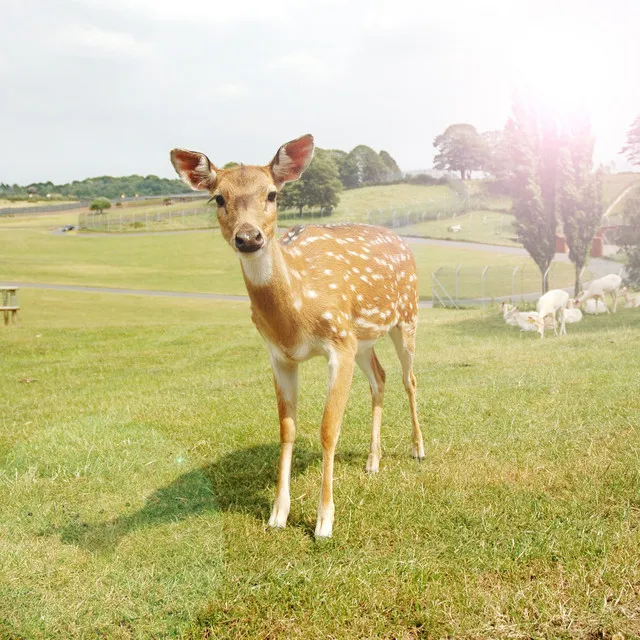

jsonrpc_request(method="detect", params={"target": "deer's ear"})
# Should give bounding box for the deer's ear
[270,134,314,186]
[170,149,217,191]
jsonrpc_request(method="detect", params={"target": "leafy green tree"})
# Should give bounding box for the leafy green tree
[327,149,360,189]
[481,129,510,178]
[347,145,388,186]
[279,149,342,213]
[621,113,640,166]
[433,124,487,179]
[90,197,111,214]
[223,162,239,169]
[557,123,603,295]
[504,100,557,293]
[379,151,401,179]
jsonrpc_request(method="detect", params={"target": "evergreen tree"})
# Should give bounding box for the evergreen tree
[621,113,640,166]
[557,123,603,295]
[504,99,557,293]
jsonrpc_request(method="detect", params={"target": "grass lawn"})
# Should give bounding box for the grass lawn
[1,290,639,639]
[0,227,579,301]
[402,210,519,247]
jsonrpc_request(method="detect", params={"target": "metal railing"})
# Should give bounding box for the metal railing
[431,263,575,307]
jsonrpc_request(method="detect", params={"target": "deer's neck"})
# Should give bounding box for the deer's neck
[239,240,301,349]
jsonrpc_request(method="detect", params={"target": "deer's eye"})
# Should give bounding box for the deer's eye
[215,195,225,207]
[267,191,277,203]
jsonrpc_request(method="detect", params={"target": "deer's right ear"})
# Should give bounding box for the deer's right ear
[170,149,217,191]
[270,134,314,186]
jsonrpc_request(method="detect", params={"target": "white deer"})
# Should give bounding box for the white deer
[533,289,570,338]
[577,274,623,314]
[170,135,424,539]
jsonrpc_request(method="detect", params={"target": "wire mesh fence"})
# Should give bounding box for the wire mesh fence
[78,208,215,232]
[431,263,576,307]
[78,192,509,237]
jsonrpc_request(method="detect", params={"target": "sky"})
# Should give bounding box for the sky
[1,0,639,185]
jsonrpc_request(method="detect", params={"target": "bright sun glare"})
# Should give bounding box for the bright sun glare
[509,25,607,123]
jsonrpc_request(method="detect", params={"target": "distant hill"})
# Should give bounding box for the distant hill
[0,175,186,201]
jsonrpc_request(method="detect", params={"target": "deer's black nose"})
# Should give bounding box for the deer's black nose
[235,225,264,253]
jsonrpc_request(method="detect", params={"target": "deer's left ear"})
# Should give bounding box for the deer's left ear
[270,134,314,186]
[170,149,217,191]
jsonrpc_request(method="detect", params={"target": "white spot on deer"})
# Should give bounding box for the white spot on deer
[329,283,338,290]
[304,289,318,299]
[323,269,333,276]
[322,311,333,321]
[356,294,364,302]
[361,307,380,316]
[293,298,302,311]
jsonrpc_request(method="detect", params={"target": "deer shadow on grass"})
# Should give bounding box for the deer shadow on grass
[60,441,340,552]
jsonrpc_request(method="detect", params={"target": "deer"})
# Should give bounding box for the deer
[576,273,623,314]
[532,289,570,338]
[170,135,424,539]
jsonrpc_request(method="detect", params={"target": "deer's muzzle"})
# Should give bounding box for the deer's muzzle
[235,224,265,253]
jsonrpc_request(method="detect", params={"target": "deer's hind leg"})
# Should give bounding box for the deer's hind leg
[389,323,424,461]
[355,344,386,473]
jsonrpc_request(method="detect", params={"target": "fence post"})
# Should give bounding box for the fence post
[455,264,462,302]
[482,265,489,305]
[511,266,520,301]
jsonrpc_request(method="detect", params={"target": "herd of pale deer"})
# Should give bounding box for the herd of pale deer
[500,272,636,339]
[170,134,636,538]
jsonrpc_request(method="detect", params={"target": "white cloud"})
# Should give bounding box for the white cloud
[81,0,296,22]
[0,51,9,75]
[203,83,251,101]
[57,25,152,58]
[267,52,329,80]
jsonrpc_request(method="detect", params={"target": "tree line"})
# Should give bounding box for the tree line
[0,175,187,202]
[0,144,402,209]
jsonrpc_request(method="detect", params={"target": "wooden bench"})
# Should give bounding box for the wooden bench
[1,287,19,325]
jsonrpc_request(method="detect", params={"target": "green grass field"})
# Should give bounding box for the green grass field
[0,227,579,301]
[402,210,519,246]
[1,290,639,639]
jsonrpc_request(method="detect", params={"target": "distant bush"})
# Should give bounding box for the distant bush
[90,197,111,214]
[405,174,450,186]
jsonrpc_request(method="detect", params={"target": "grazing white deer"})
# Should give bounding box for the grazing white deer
[533,289,570,338]
[170,135,424,539]
[577,274,623,314]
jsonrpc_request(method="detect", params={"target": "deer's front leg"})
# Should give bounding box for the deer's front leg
[268,357,298,529]
[316,349,355,539]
